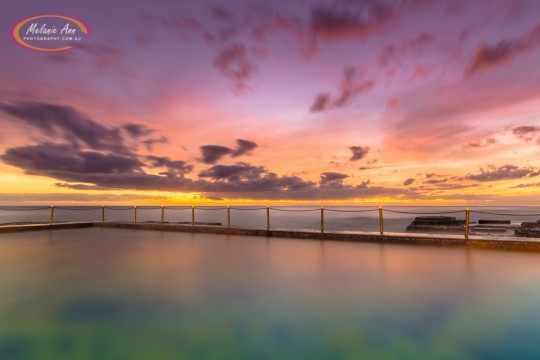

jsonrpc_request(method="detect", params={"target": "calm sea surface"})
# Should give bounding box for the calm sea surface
[1,228,540,359]
[1,206,540,237]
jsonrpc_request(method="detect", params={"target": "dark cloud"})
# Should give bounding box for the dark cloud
[198,164,318,195]
[0,102,419,201]
[200,145,233,164]
[320,171,348,182]
[141,136,169,151]
[203,196,225,201]
[358,160,384,170]
[334,67,375,106]
[512,126,540,143]
[310,93,332,112]
[2,143,143,174]
[349,146,370,161]
[320,172,349,187]
[511,182,540,188]
[310,66,374,112]
[466,23,540,75]
[414,183,478,191]
[358,165,384,170]
[378,32,435,67]
[403,178,415,186]
[199,163,266,181]
[1,138,411,199]
[463,137,497,149]
[55,183,112,190]
[430,183,478,190]
[309,1,397,40]
[1,142,198,191]
[122,123,154,138]
[424,178,448,185]
[0,102,166,154]
[0,192,167,204]
[140,2,433,96]
[231,139,258,157]
[213,42,257,91]
[145,155,193,173]
[0,102,127,153]
[207,180,415,200]
[1,140,416,199]
[122,124,168,151]
[466,164,539,182]
[200,139,258,163]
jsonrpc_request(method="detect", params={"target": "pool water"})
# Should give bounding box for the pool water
[1,228,540,359]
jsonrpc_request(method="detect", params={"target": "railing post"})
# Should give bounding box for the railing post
[101,205,105,223]
[192,205,195,226]
[266,205,270,231]
[134,206,137,224]
[50,205,54,225]
[227,206,231,228]
[465,207,470,240]
[320,206,324,233]
[161,205,165,224]
[379,206,384,236]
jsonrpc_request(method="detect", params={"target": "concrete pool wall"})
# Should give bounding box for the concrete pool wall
[0,221,539,252]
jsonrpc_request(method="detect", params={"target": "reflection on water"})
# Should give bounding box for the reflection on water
[1,228,540,359]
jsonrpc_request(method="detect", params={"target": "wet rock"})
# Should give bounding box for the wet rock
[406,216,467,233]
[515,220,540,238]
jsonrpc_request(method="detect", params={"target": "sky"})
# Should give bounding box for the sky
[1,0,540,205]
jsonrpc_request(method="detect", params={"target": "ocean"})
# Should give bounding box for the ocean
[1,206,540,238]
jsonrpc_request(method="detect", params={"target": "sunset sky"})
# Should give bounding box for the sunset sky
[1,0,540,205]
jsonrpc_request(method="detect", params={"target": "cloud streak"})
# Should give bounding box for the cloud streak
[310,66,374,112]
[466,23,540,74]
[466,164,539,182]
[213,42,257,91]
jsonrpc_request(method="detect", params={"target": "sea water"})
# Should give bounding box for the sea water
[1,206,539,237]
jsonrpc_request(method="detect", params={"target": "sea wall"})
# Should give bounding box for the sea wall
[1,221,539,252]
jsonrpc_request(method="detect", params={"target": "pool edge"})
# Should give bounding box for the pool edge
[1,221,540,252]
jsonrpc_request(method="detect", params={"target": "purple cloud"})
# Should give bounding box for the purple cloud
[349,146,370,161]
[403,178,415,186]
[200,139,258,164]
[466,23,540,74]
[213,42,257,91]
[512,126,540,143]
[466,164,539,182]
[200,145,233,164]
[310,66,374,112]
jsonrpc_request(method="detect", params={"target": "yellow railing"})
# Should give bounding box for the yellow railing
[3,205,539,239]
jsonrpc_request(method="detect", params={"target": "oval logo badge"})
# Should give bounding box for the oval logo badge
[11,14,90,52]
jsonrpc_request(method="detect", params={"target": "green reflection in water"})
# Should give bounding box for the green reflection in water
[1,228,540,359]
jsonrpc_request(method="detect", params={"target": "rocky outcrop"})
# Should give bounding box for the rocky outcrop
[406,216,467,233]
[515,220,540,238]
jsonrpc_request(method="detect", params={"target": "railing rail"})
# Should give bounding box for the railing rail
[1,205,539,239]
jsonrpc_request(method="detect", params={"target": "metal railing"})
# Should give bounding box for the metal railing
[1,205,539,239]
